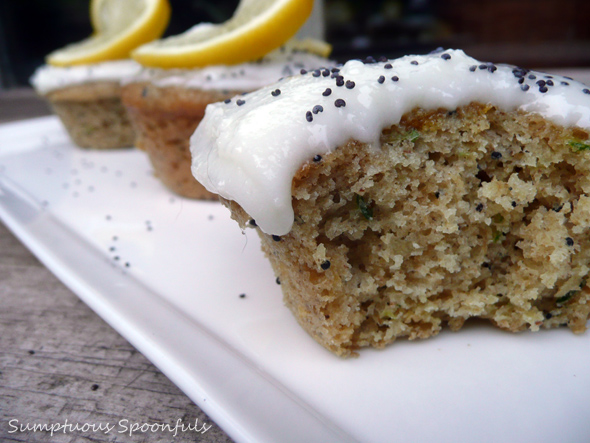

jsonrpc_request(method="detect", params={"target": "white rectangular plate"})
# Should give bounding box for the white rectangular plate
[1,116,589,443]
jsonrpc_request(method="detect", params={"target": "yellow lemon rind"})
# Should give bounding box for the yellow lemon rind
[47,0,170,67]
[286,37,332,58]
[131,0,313,68]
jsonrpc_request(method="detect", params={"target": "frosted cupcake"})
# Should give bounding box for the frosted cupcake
[191,49,590,356]
[31,60,142,149]
[31,0,170,149]
[122,43,333,198]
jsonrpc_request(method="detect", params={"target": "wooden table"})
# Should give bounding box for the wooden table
[0,89,233,442]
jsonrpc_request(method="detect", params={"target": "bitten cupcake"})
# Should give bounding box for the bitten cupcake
[191,49,590,356]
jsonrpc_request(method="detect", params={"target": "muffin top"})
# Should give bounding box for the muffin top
[191,49,590,235]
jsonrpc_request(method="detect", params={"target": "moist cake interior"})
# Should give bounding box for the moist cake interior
[229,103,590,356]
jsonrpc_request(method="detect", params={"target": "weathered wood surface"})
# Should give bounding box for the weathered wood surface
[0,88,52,123]
[0,221,234,443]
[0,92,234,442]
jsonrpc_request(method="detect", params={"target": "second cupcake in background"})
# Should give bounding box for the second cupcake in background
[124,0,329,199]
[30,0,171,150]
[122,41,333,198]
[31,60,142,149]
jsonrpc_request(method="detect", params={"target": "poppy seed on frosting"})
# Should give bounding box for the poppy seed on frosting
[189,49,590,356]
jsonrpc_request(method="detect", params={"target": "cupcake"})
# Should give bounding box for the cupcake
[122,42,333,198]
[31,60,142,149]
[191,49,590,356]
[31,0,170,149]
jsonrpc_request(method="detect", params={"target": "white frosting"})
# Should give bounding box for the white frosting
[124,48,332,91]
[30,60,142,94]
[190,49,590,235]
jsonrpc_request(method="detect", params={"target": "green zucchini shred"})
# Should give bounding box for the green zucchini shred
[568,140,590,152]
[355,194,373,220]
[556,290,577,304]
[405,129,420,142]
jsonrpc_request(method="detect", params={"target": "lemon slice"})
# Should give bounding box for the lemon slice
[282,37,332,58]
[47,0,171,66]
[132,0,314,69]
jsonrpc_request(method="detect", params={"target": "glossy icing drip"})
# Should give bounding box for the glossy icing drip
[190,49,590,235]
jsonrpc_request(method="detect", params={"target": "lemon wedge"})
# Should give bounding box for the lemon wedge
[131,0,314,69]
[47,0,171,66]
[282,37,332,58]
